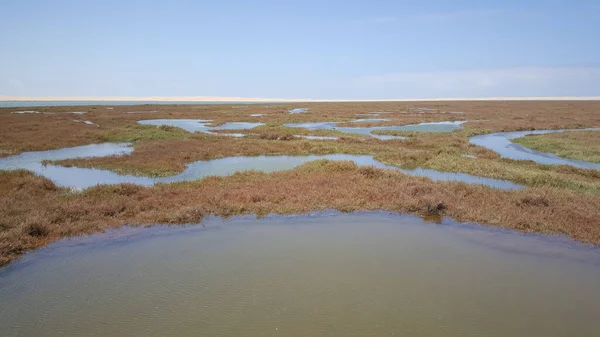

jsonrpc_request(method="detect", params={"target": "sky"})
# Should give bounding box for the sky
[1,0,599,99]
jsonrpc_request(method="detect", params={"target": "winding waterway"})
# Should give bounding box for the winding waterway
[3,125,600,190]
[470,128,600,170]
[138,119,264,135]
[285,120,466,140]
[0,144,522,190]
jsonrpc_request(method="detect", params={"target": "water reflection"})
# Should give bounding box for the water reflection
[470,128,600,170]
[0,212,598,336]
[285,120,466,140]
[0,144,523,190]
[138,119,264,135]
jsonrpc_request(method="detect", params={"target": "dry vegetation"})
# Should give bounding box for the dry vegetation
[1,100,600,266]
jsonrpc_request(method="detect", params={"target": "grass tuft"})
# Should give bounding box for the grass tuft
[517,195,550,207]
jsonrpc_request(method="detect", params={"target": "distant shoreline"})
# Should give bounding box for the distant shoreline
[2,96,600,102]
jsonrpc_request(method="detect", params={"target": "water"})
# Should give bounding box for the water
[138,119,264,135]
[289,108,308,114]
[0,143,133,167]
[0,145,523,190]
[470,128,600,170]
[1,212,599,336]
[10,110,42,114]
[295,135,339,140]
[409,107,438,111]
[0,143,146,188]
[285,120,466,140]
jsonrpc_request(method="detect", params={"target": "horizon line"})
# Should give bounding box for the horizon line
[1,95,600,102]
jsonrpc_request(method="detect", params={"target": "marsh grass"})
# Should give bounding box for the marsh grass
[2,163,600,267]
[46,125,600,194]
[3,101,600,266]
[513,131,600,163]
[100,124,191,142]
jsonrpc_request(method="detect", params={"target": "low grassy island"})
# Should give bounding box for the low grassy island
[513,131,600,163]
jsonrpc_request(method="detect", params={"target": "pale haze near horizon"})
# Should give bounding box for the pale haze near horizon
[1,0,599,100]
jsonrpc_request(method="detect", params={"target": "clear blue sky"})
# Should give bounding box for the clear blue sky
[1,0,599,99]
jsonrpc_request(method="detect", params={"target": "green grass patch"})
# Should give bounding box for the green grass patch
[99,124,191,143]
[513,131,600,163]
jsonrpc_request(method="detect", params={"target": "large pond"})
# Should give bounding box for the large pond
[285,121,466,140]
[470,128,600,170]
[0,143,522,190]
[1,212,599,336]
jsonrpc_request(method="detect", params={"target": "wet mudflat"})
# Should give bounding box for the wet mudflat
[1,212,599,337]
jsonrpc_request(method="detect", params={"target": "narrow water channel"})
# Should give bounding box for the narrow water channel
[284,120,466,140]
[138,119,264,134]
[0,144,522,190]
[470,128,600,170]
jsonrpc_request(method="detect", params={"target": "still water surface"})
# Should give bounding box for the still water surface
[138,119,264,135]
[0,144,522,190]
[470,128,600,170]
[285,120,466,140]
[0,212,599,336]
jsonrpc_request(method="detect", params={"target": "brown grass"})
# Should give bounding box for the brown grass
[47,127,600,195]
[2,162,600,267]
[3,101,600,156]
[2,101,600,266]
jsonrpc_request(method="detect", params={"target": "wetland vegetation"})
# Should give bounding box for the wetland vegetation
[513,130,600,163]
[2,100,600,266]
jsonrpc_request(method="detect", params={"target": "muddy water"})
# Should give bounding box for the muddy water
[285,120,466,140]
[0,145,522,190]
[1,212,599,336]
[470,128,600,170]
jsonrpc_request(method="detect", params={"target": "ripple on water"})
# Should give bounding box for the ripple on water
[0,212,599,336]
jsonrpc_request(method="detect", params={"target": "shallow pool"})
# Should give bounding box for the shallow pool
[285,120,466,140]
[138,119,264,135]
[289,108,308,114]
[1,212,598,336]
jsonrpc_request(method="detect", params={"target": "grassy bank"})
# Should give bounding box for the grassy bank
[2,162,600,267]
[513,131,600,163]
